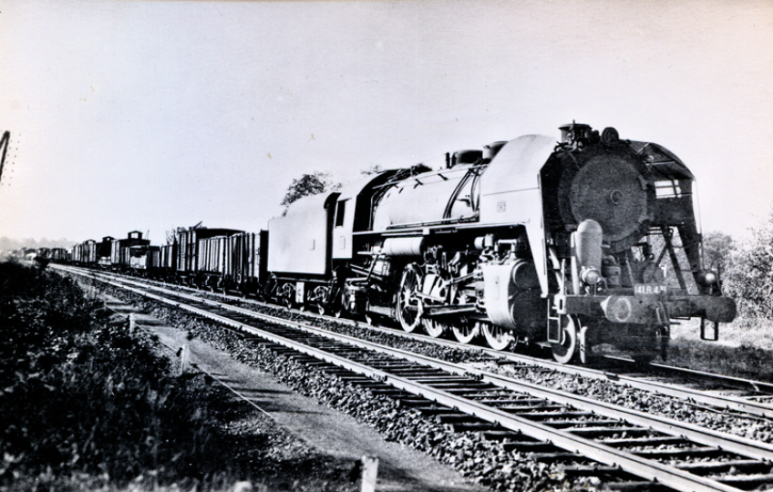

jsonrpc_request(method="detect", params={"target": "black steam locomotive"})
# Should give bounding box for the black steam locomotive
[71,123,737,364]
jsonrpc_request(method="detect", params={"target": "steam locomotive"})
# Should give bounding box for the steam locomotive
[71,123,737,364]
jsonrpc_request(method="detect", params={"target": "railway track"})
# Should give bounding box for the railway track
[61,265,773,491]
[58,265,773,422]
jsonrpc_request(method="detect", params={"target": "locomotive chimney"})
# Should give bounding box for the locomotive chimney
[483,141,507,159]
[450,150,483,168]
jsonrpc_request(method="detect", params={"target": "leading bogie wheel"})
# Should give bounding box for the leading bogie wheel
[551,315,579,364]
[281,283,296,310]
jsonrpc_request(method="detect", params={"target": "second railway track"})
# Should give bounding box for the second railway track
[63,265,773,492]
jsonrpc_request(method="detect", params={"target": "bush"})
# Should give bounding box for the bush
[721,213,773,318]
[0,261,255,489]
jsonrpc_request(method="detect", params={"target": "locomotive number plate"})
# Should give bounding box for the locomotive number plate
[634,284,667,295]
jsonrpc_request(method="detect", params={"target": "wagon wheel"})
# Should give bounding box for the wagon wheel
[551,315,579,364]
[451,291,478,344]
[396,264,423,333]
[481,322,516,351]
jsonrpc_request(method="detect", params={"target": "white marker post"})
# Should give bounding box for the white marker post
[179,344,190,376]
[360,456,379,492]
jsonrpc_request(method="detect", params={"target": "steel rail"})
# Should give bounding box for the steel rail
[72,270,773,492]
[57,265,773,420]
[77,265,773,420]
[155,286,773,462]
[645,359,773,394]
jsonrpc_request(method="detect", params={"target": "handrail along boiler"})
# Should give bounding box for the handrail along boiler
[267,123,735,363]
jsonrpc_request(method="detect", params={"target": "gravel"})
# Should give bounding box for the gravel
[212,294,773,445]
[107,281,773,489]
[106,286,600,492]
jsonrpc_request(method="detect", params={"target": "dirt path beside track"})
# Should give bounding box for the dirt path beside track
[112,300,489,492]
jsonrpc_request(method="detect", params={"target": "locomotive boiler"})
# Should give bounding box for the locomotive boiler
[269,123,736,363]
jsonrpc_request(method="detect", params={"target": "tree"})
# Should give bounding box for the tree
[360,164,384,176]
[721,212,773,318]
[703,231,734,272]
[280,171,340,215]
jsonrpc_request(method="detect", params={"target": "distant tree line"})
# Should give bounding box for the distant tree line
[0,237,75,252]
[280,171,342,215]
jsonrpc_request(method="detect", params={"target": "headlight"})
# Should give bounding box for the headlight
[695,269,718,286]
[580,267,601,285]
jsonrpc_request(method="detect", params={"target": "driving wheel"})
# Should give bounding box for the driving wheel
[396,264,423,332]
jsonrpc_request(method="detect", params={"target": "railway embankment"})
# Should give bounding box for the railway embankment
[0,260,361,492]
[102,282,591,492]
[103,274,773,446]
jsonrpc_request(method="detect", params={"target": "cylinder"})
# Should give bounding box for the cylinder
[511,260,540,289]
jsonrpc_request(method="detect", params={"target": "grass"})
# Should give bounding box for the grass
[666,316,773,381]
[0,260,356,491]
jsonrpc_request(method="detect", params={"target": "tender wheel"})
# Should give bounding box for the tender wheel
[328,289,344,318]
[551,315,579,364]
[312,286,329,316]
[396,264,423,332]
[280,283,295,310]
[481,322,516,351]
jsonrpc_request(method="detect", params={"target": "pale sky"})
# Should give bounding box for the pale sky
[1,0,772,244]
